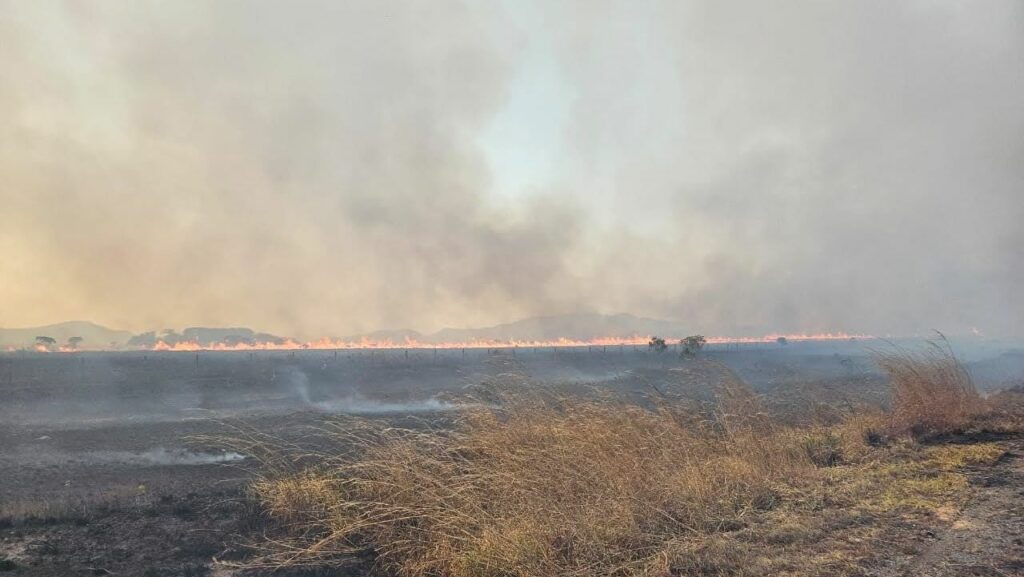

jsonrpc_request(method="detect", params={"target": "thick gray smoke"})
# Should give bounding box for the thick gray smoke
[551,2,1024,337]
[1,1,1021,337]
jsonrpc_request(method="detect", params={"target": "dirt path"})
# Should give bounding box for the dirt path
[898,439,1024,577]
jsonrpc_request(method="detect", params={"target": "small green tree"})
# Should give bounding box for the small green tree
[680,335,707,357]
[648,336,668,352]
[776,336,788,346]
[67,336,84,349]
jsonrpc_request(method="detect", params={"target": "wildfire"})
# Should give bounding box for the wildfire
[149,335,656,352]
[7,331,872,354]
[141,332,869,353]
[705,332,869,344]
[28,344,84,353]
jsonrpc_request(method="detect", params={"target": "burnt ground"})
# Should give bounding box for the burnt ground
[0,410,386,577]
[0,416,262,577]
[0,344,1021,576]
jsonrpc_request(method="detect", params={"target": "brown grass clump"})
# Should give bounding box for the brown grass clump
[238,386,817,576]
[875,339,984,437]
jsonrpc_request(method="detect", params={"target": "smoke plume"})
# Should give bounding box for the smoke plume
[1,1,1021,337]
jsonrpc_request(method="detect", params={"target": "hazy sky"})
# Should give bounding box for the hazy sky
[1,1,1022,338]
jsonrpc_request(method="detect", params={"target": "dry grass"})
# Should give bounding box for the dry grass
[976,387,1024,433]
[224,348,1023,576]
[875,338,984,437]
[230,381,824,576]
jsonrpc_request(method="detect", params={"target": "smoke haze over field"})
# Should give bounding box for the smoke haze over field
[1,1,1022,338]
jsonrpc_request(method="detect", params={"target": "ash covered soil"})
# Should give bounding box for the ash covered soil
[0,342,1020,576]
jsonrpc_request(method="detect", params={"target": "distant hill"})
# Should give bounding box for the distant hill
[128,327,288,347]
[2,314,691,350]
[182,327,256,345]
[0,321,133,348]
[430,313,689,343]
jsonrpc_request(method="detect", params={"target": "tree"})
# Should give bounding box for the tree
[35,336,56,351]
[67,336,84,349]
[648,336,668,352]
[681,335,706,357]
[776,336,788,346]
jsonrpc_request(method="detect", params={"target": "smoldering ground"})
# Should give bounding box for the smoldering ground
[3,337,1021,430]
[281,364,460,414]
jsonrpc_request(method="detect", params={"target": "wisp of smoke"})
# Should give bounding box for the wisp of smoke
[312,395,459,415]
[284,366,458,414]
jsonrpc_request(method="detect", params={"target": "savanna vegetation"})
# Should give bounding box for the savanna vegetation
[221,343,1024,576]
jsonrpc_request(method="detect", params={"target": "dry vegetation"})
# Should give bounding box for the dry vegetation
[223,345,1024,576]
[877,340,984,437]
[877,338,1024,437]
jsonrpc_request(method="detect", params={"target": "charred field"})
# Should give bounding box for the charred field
[1,341,1022,576]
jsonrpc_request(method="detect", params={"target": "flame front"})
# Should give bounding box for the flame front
[142,332,869,352]
[4,332,871,353]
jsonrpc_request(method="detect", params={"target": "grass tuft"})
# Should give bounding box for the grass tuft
[875,337,983,437]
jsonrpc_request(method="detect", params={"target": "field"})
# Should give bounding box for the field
[1,341,1022,576]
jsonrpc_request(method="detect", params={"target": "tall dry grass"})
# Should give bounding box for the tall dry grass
[225,344,1020,575]
[233,383,818,576]
[875,339,983,436]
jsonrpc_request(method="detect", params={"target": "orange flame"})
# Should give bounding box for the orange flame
[705,332,869,344]
[5,332,871,353]
[11,344,86,353]
[142,332,870,352]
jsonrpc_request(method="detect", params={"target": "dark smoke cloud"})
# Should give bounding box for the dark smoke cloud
[1,1,1021,337]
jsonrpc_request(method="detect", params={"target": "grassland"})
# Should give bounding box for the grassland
[1,344,1020,576]
[228,345,1024,576]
